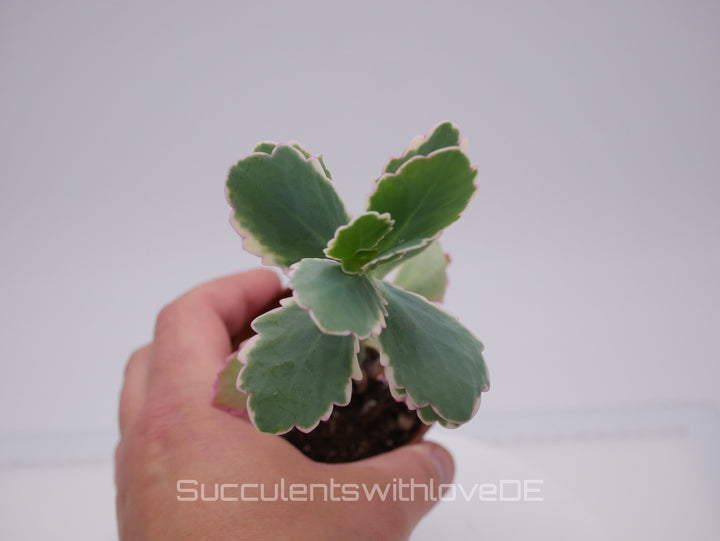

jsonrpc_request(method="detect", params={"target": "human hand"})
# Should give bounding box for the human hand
[116,269,454,540]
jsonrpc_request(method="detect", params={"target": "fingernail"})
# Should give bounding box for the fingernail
[426,443,454,485]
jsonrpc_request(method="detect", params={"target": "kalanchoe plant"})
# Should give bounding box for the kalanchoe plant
[214,121,490,442]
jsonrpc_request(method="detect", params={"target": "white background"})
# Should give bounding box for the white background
[1,1,719,538]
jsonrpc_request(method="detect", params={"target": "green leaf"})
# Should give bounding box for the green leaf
[369,251,415,280]
[384,121,463,174]
[253,140,333,180]
[417,405,461,428]
[238,300,360,434]
[252,141,278,154]
[324,211,394,273]
[393,240,449,302]
[227,144,349,268]
[290,258,387,339]
[363,238,431,274]
[212,355,248,415]
[369,239,442,279]
[366,148,477,264]
[374,280,489,425]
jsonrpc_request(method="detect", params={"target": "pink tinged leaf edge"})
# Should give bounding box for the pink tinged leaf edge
[418,407,462,429]
[211,353,250,417]
[212,401,249,418]
[403,390,421,411]
[384,359,462,427]
[309,154,332,182]
[285,139,334,183]
[286,260,388,340]
[379,120,464,176]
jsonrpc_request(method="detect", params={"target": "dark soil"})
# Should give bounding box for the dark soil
[282,346,428,463]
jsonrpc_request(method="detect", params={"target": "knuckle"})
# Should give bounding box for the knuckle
[155,300,183,332]
[154,293,203,339]
[124,345,149,378]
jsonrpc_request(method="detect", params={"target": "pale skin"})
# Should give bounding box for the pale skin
[116,269,454,540]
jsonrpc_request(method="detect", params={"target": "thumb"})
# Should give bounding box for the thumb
[348,442,455,539]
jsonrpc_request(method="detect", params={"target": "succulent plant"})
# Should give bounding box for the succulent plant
[214,122,489,436]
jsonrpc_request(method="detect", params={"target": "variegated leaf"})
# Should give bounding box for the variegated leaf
[290,258,387,339]
[227,144,349,268]
[366,148,476,265]
[383,121,463,174]
[238,300,360,434]
[374,280,489,425]
[324,211,394,274]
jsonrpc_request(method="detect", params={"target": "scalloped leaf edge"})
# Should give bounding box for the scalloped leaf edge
[288,259,388,339]
[253,140,333,180]
[236,298,362,434]
[324,211,395,273]
[364,147,477,267]
[381,121,469,175]
[368,284,488,426]
[226,143,348,269]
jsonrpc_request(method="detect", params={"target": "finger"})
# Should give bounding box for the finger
[149,269,282,393]
[341,442,455,538]
[118,344,152,436]
[231,287,291,349]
